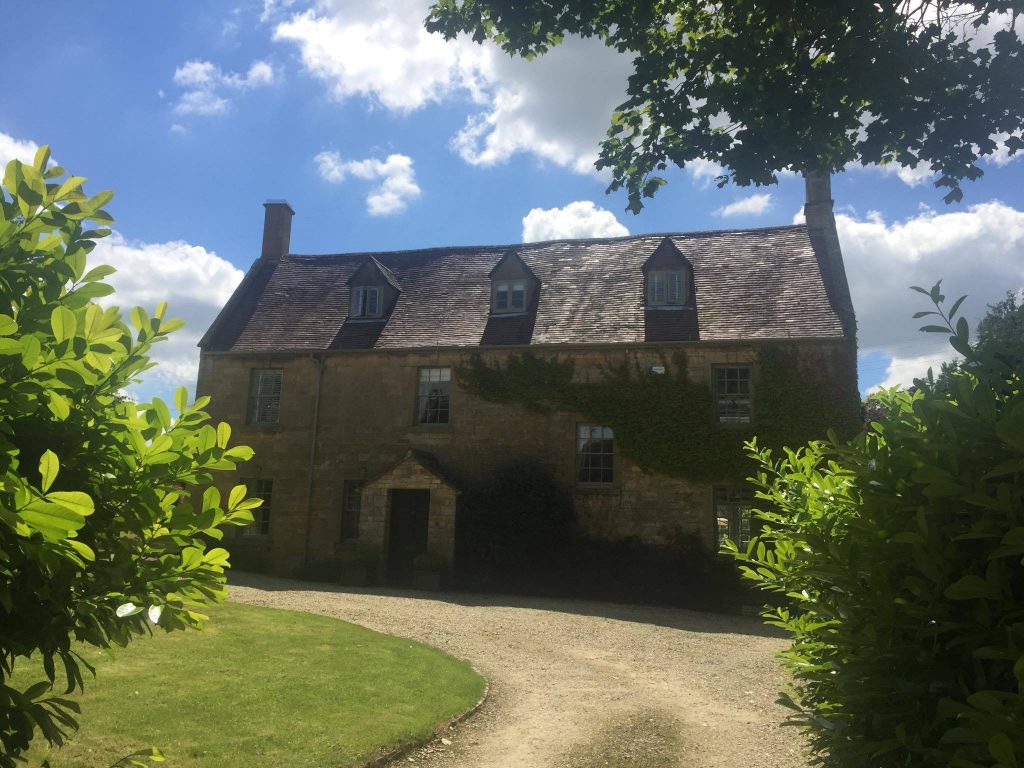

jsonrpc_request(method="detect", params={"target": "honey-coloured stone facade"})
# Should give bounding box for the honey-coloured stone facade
[197,339,856,576]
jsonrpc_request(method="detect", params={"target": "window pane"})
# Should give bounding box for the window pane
[341,481,361,540]
[244,478,273,536]
[577,423,614,484]
[714,487,755,550]
[715,367,753,424]
[669,272,683,303]
[249,370,282,425]
[510,281,525,309]
[417,367,452,424]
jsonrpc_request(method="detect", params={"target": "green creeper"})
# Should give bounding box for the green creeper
[426,1,1024,211]
[0,147,260,765]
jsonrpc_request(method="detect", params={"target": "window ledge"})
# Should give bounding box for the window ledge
[411,422,453,431]
[345,317,387,324]
[644,305,691,311]
[575,484,620,495]
[243,423,282,433]
[489,310,529,317]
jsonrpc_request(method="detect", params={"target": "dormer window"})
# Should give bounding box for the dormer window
[351,285,383,318]
[648,270,685,306]
[489,250,538,316]
[494,280,526,313]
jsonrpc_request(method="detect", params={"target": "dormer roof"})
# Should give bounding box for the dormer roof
[641,236,692,271]
[488,249,539,281]
[345,255,401,289]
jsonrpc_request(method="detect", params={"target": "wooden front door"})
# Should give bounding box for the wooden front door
[387,490,430,585]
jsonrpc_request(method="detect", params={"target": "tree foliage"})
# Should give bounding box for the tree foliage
[426,1,1024,211]
[0,148,260,765]
[728,283,1024,766]
[937,289,1024,389]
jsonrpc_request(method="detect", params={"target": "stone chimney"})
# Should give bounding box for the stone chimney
[261,200,294,260]
[803,173,855,337]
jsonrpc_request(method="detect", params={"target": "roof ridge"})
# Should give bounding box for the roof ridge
[286,223,809,262]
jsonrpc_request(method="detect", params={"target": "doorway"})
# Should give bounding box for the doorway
[387,489,430,585]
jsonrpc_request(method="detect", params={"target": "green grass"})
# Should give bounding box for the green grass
[17,602,485,768]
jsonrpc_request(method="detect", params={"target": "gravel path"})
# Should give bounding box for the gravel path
[229,574,806,768]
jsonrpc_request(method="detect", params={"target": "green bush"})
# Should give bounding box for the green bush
[729,282,1024,766]
[0,148,259,764]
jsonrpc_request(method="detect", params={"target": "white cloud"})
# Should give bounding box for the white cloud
[315,151,421,215]
[521,201,629,242]
[172,59,276,116]
[93,233,244,399]
[715,193,773,218]
[273,1,631,174]
[0,131,43,167]
[876,351,957,390]
[833,202,1024,390]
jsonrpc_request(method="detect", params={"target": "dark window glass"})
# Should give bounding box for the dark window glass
[341,481,361,540]
[715,487,755,551]
[248,369,282,425]
[576,424,614,484]
[493,280,526,312]
[715,366,753,424]
[244,478,273,536]
[351,286,383,318]
[417,367,451,424]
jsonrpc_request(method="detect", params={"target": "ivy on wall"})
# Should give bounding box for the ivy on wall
[457,346,861,482]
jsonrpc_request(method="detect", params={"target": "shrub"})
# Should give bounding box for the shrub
[0,148,258,764]
[729,282,1024,766]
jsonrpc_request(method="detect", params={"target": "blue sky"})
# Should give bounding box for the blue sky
[4,1,1023,402]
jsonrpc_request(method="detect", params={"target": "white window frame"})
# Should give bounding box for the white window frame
[247,369,282,426]
[243,478,273,537]
[714,365,753,425]
[351,285,384,318]
[576,424,615,485]
[493,280,527,313]
[416,367,452,425]
[647,270,685,306]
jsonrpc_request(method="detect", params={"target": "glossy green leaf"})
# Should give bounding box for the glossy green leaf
[39,450,59,492]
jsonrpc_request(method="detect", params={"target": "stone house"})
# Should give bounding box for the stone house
[197,176,858,580]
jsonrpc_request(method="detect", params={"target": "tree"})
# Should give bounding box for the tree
[727,283,1024,766]
[0,149,261,765]
[934,288,1023,389]
[426,1,1024,212]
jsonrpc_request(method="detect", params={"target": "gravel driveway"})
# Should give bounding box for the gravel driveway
[229,574,805,768]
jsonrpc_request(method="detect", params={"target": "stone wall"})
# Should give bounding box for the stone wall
[197,339,856,574]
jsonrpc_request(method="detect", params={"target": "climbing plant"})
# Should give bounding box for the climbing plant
[457,345,860,481]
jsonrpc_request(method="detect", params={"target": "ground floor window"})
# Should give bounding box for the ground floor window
[244,478,273,536]
[341,480,361,540]
[576,424,614,484]
[714,486,755,551]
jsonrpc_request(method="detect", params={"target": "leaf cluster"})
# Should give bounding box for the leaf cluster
[0,148,259,764]
[728,282,1024,766]
[426,0,1024,211]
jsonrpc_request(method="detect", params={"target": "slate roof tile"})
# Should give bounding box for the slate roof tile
[199,224,848,352]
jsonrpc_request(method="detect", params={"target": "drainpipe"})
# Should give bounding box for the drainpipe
[302,353,325,566]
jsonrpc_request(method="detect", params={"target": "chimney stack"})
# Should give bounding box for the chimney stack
[803,173,855,337]
[261,200,294,260]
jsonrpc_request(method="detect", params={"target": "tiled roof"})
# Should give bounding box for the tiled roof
[199,225,849,352]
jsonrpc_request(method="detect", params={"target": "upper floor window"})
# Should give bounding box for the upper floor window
[351,285,383,318]
[714,486,755,552]
[341,480,361,541]
[248,369,282,426]
[417,367,451,424]
[647,270,685,306]
[493,280,527,313]
[243,478,273,536]
[577,424,614,485]
[715,366,752,424]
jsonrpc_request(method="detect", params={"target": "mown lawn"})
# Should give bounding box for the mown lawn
[18,601,485,767]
